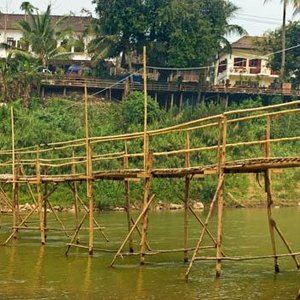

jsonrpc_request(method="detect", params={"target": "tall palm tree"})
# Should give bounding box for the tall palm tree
[264,0,300,81]
[18,5,72,67]
[20,2,36,20]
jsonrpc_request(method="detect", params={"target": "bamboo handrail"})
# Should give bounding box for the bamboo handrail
[0,101,299,182]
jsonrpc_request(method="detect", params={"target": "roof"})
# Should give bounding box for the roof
[231,36,266,50]
[0,13,92,33]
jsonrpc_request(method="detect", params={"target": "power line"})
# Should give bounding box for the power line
[235,16,281,26]
[237,13,283,22]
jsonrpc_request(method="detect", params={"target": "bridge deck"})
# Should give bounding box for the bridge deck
[1,157,299,183]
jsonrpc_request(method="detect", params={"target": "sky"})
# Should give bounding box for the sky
[1,0,299,39]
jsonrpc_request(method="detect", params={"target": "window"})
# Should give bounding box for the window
[249,59,261,74]
[218,59,227,74]
[7,37,16,47]
[234,57,246,67]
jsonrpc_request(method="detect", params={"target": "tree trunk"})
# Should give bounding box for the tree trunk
[280,1,287,83]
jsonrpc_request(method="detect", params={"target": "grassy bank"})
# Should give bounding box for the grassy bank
[0,93,299,208]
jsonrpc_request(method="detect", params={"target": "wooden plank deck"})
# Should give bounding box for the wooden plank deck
[1,157,299,183]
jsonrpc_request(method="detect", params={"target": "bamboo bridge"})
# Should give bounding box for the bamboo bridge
[0,93,299,280]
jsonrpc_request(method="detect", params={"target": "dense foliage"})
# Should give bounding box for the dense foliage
[0,93,299,208]
[263,21,300,87]
[91,0,244,72]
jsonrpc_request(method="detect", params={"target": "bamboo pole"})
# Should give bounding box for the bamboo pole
[72,150,80,244]
[10,107,19,240]
[273,223,300,269]
[140,150,152,265]
[43,167,48,241]
[84,84,94,255]
[184,132,190,262]
[2,206,37,246]
[65,212,89,255]
[110,194,155,267]
[216,115,227,278]
[194,252,300,261]
[130,217,152,251]
[188,206,226,257]
[124,141,134,252]
[36,148,45,245]
[140,46,153,265]
[264,115,279,273]
[185,175,224,281]
[67,183,108,241]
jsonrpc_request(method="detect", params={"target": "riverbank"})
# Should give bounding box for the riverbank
[2,199,299,214]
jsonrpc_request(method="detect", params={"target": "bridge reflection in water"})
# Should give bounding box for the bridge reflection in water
[0,98,299,280]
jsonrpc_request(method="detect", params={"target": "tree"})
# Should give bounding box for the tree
[91,0,148,73]
[147,0,244,68]
[91,0,244,79]
[0,53,40,105]
[18,4,72,67]
[20,1,36,20]
[263,21,300,87]
[146,0,245,84]
[264,0,300,81]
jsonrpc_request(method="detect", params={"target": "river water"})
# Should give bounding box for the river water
[0,208,299,299]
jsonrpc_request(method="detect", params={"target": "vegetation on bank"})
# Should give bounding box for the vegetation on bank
[0,93,299,209]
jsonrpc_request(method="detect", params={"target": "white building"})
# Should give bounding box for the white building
[215,36,279,88]
[0,13,93,63]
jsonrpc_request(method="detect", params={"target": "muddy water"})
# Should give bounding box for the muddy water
[0,208,299,299]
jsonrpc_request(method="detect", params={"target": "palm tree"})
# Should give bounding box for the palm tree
[264,0,300,81]
[18,5,72,68]
[20,1,36,20]
[87,22,118,64]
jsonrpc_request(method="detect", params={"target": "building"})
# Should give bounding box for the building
[215,36,279,88]
[0,13,93,64]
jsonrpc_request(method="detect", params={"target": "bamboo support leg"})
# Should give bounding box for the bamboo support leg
[273,222,300,269]
[43,183,48,241]
[87,179,94,255]
[72,151,80,244]
[38,184,46,245]
[184,176,190,263]
[125,179,134,253]
[265,170,279,273]
[130,217,152,251]
[110,195,155,267]
[47,200,69,237]
[12,178,19,240]
[73,182,80,243]
[67,183,109,242]
[215,180,225,278]
[215,115,227,278]
[65,212,88,255]
[140,176,151,265]
[0,186,13,209]
[3,207,36,245]
[185,175,224,281]
[188,206,226,257]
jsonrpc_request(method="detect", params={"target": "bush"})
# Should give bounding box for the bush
[120,91,161,130]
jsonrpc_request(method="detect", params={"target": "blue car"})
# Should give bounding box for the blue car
[67,64,81,74]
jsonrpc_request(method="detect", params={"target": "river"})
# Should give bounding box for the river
[0,208,299,299]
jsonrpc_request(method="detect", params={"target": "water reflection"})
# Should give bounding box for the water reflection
[0,209,298,299]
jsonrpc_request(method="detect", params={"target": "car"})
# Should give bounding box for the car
[67,64,81,74]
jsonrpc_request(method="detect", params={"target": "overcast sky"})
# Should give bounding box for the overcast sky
[1,0,299,38]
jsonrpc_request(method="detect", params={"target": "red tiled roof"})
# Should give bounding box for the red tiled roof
[0,13,92,32]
